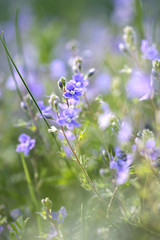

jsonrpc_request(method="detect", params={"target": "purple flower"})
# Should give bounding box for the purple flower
[0,226,4,234]
[72,72,88,89]
[10,208,21,220]
[51,206,67,223]
[58,130,76,141]
[16,134,36,156]
[110,148,133,185]
[141,39,158,60]
[64,80,83,101]
[137,138,160,165]
[126,71,150,99]
[118,121,132,143]
[57,108,81,130]
[38,101,52,118]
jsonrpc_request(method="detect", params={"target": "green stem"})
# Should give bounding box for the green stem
[20,154,42,233]
[20,153,38,208]
[0,33,60,150]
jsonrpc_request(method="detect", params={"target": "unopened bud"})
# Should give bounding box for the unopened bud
[87,68,95,78]
[20,101,27,110]
[58,77,66,90]
[152,58,160,73]
[48,93,60,112]
[73,57,83,72]
[41,197,52,209]
[123,26,136,51]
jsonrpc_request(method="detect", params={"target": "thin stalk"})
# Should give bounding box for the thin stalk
[61,126,107,205]
[20,154,42,233]
[106,186,118,217]
[0,33,60,150]
[20,153,38,208]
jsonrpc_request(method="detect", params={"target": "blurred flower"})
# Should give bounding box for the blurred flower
[50,59,66,79]
[141,39,158,60]
[38,101,52,118]
[16,134,36,156]
[64,80,83,101]
[10,208,22,220]
[94,73,111,94]
[58,130,76,141]
[57,108,81,130]
[135,137,160,165]
[51,206,67,223]
[112,0,134,26]
[118,121,132,143]
[110,148,133,185]
[98,103,114,130]
[126,71,150,99]
[0,226,4,234]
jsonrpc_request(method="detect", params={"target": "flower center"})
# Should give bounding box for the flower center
[66,118,71,123]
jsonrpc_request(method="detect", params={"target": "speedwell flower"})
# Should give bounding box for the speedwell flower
[64,80,83,101]
[16,134,36,156]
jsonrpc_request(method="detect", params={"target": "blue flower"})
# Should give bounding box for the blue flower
[57,108,81,129]
[136,138,160,165]
[38,101,52,118]
[16,134,36,156]
[141,39,158,60]
[64,80,83,101]
[10,208,22,220]
[110,148,133,185]
[51,206,67,223]
[72,72,88,89]
[0,226,4,234]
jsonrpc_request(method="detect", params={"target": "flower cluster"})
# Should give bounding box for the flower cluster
[140,39,158,60]
[16,134,36,156]
[51,206,67,223]
[110,147,133,185]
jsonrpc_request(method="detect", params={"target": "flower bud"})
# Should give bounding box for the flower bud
[123,26,136,51]
[58,77,66,90]
[152,58,160,73]
[20,101,27,110]
[73,57,83,72]
[41,197,52,209]
[87,68,95,78]
[48,93,60,112]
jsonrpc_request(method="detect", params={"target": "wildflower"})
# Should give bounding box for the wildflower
[51,206,67,223]
[141,39,158,60]
[110,148,133,185]
[38,101,52,118]
[16,134,36,156]
[126,71,150,99]
[135,138,160,165]
[72,72,88,89]
[118,121,132,143]
[10,209,22,220]
[57,108,81,129]
[0,226,4,234]
[64,80,83,101]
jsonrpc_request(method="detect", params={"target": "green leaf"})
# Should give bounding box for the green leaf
[10,223,19,235]
[9,231,18,240]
